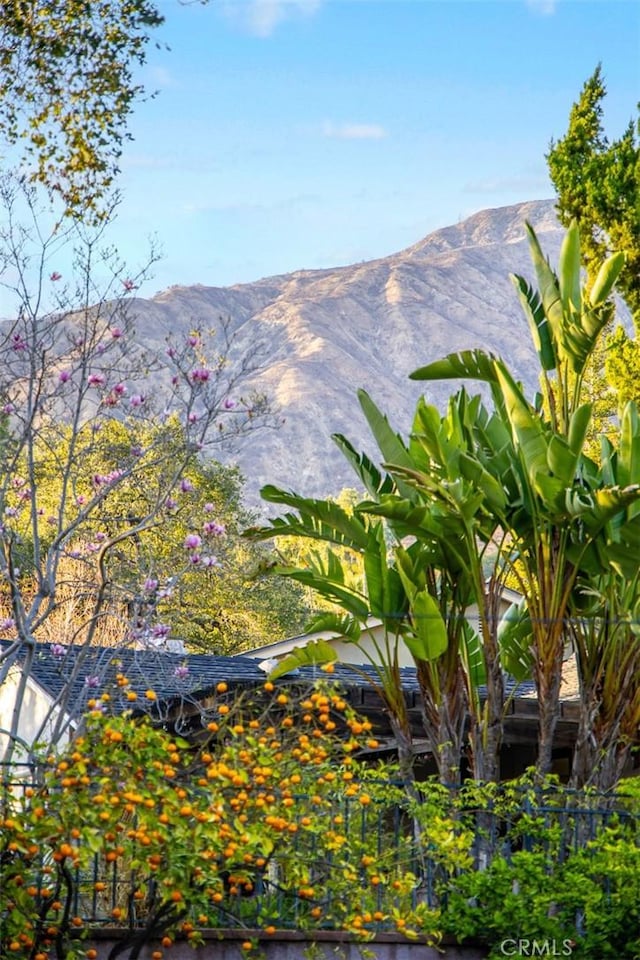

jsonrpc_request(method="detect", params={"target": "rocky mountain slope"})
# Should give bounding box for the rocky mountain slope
[130,199,567,505]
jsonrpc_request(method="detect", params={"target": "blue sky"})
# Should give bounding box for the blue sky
[107,0,639,294]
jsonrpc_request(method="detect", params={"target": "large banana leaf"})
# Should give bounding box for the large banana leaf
[558,221,582,315]
[510,273,556,371]
[589,250,625,308]
[618,402,640,491]
[249,486,371,551]
[568,403,593,457]
[268,638,340,681]
[524,222,565,354]
[494,365,550,495]
[410,348,498,384]
[497,599,534,682]
[304,612,362,641]
[459,620,486,690]
[363,522,406,622]
[274,565,370,619]
[357,389,416,500]
[332,433,394,499]
[402,587,449,663]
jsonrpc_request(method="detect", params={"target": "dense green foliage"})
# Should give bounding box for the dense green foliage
[547,65,640,323]
[253,222,640,790]
[0,0,164,216]
[547,65,640,429]
[3,703,638,960]
[6,418,308,654]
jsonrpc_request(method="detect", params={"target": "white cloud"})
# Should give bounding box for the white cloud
[525,0,557,15]
[321,121,387,141]
[222,0,322,38]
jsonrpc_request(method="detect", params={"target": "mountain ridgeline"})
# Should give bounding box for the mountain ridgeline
[131,200,568,504]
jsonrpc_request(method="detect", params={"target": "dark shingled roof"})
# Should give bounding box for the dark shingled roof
[2,639,538,725]
[1,640,267,722]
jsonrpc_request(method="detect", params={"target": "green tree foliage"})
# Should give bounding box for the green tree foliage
[547,65,640,428]
[547,64,640,320]
[0,0,164,216]
[255,222,640,787]
[11,418,309,655]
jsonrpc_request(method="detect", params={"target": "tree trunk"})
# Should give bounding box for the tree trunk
[534,650,563,777]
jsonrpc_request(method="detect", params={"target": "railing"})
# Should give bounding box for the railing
[2,766,637,929]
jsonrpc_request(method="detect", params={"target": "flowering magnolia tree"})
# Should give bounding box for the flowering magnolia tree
[0,677,445,960]
[0,174,277,762]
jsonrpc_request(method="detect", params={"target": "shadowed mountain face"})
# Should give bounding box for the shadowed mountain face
[131,200,565,505]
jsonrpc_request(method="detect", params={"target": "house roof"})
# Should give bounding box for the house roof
[0,640,267,723]
[1,639,574,750]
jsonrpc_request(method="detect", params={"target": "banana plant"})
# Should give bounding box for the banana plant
[409,222,638,776]
[246,488,449,785]
[362,388,533,783]
[567,402,640,789]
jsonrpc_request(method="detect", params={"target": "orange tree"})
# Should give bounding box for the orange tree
[0,676,451,959]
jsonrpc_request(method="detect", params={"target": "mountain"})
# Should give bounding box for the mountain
[130,199,566,505]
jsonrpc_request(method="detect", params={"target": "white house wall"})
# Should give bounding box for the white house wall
[0,665,70,764]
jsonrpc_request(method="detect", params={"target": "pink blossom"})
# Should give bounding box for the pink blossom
[223,397,237,410]
[0,617,15,631]
[171,375,179,386]
[130,444,143,457]
[12,334,27,351]
[165,497,177,510]
[2,403,14,414]
[113,382,127,396]
[50,643,66,658]
[129,394,145,407]
[188,412,198,423]
[93,472,123,487]
[4,507,18,517]
[110,327,123,339]
[50,271,62,282]
[166,346,177,359]
[202,555,221,568]
[76,495,86,506]
[188,553,201,565]
[59,370,71,384]
[203,521,226,537]
[152,623,170,639]
[144,578,158,592]
[180,478,194,493]
[85,675,100,688]
[174,665,190,680]
[122,278,136,292]
[184,533,202,551]
[95,531,107,542]
[191,367,210,383]
[88,373,105,386]
[187,334,199,347]
[204,502,215,514]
